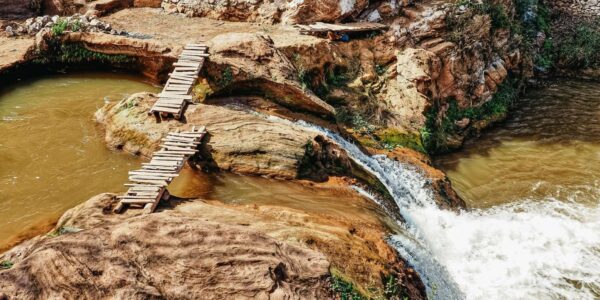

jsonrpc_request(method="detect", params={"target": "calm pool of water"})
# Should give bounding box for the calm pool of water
[0,72,160,249]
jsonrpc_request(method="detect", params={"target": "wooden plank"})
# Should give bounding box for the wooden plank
[167,78,195,85]
[171,71,198,78]
[152,107,181,114]
[129,172,179,177]
[161,145,197,151]
[158,94,192,99]
[161,88,188,94]
[152,153,187,158]
[178,55,204,62]
[128,179,169,186]
[181,51,209,57]
[165,82,192,88]
[155,150,197,155]
[125,183,166,188]
[126,188,161,193]
[170,74,197,81]
[164,86,191,91]
[155,103,182,109]
[163,142,196,148]
[163,136,196,143]
[173,62,201,67]
[121,199,157,204]
[157,99,186,104]
[173,66,200,71]
[145,160,181,166]
[177,59,202,64]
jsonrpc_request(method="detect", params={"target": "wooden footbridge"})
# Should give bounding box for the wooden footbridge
[150,43,209,120]
[115,126,207,213]
[115,43,211,213]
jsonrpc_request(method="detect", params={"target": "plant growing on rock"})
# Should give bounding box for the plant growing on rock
[51,19,69,36]
[0,260,13,270]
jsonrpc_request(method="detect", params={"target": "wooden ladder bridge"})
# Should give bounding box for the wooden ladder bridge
[116,43,211,213]
[114,126,207,214]
[150,43,209,120]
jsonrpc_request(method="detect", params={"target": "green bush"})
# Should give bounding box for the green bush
[421,79,519,153]
[51,19,69,36]
[557,24,600,68]
[331,274,365,300]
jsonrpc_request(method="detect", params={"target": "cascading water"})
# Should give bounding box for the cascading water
[286,119,600,300]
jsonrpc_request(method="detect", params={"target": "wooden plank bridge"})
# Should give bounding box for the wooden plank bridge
[150,43,209,120]
[114,126,207,214]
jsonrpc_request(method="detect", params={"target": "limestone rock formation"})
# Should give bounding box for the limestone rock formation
[206,32,335,117]
[96,92,319,179]
[0,197,332,299]
[160,0,368,24]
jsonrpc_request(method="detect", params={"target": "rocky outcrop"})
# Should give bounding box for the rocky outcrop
[0,36,35,75]
[5,14,117,37]
[0,0,40,19]
[160,0,368,24]
[551,0,600,18]
[0,195,332,299]
[0,188,426,299]
[206,32,335,118]
[42,0,162,16]
[96,92,320,179]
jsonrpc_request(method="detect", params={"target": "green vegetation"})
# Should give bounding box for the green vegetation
[422,79,519,152]
[556,24,600,69]
[47,226,82,237]
[376,128,426,153]
[447,0,511,41]
[218,66,233,88]
[51,19,84,36]
[192,80,214,103]
[51,19,69,36]
[0,260,13,270]
[331,273,366,300]
[34,42,134,65]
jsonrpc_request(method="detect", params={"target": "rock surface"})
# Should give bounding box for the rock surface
[0,0,39,19]
[0,186,425,299]
[0,196,332,299]
[96,92,319,179]
[160,0,368,24]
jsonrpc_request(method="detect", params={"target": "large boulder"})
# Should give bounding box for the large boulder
[95,92,320,179]
[206,33,335,118]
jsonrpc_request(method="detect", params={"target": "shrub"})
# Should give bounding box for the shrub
[51,19,69,36]
[557,24,600,69]
[421,78,519,153]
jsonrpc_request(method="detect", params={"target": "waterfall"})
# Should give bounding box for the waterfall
[290,120,600,300]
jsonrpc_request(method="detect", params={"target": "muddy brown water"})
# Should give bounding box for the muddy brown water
[435,79,600,208]
[0,72,389,250]
[0,72,160,248]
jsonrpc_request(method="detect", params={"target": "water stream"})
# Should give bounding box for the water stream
[291,80,600,299]
[2,73,598,298]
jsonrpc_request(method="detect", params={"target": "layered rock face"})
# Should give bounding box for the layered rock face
[550,0,600,17]
[161,0,368,24]
[0,0,39,19]
[0,195,332,299]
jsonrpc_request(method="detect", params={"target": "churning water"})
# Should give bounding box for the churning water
[288,94,600,299]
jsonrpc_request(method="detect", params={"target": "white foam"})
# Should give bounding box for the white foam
[339,0,356,15]
[291,120,600,300]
